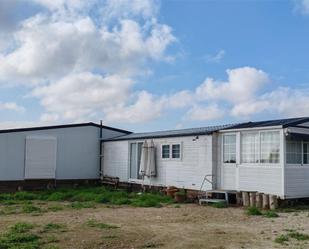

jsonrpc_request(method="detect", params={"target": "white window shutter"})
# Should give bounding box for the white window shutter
[25,136,57,179]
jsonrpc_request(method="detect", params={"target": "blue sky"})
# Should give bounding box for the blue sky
[0,0,308,132]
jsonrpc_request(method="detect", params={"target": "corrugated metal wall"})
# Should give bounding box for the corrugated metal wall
[0,125,125,181]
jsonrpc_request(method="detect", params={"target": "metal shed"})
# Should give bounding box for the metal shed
[0,122,129,190]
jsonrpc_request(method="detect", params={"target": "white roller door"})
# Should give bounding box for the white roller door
[25,136,57,179]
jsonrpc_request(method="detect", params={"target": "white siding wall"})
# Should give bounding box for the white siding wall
[103,141,129,181]
[238,166,282,195]
[285,166,309,198]
[103,135,214,190]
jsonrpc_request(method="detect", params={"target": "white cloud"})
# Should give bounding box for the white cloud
[100,0,159,21]
[0,102,25,112]
[185,104,224,121]
[196,67,269,103]
[104,91,165,123]
[205,49,225,63]
[0,0,177,124]
[33,72,132,121]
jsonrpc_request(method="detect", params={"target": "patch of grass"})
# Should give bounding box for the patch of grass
[85,219,119,229]
[47,205,64,212]
[264,210,279,218]
[44,235,59,243]
[274,234,289,244]
[0,186,174,208]
[69,201,96,209]
[211,201,227,208]
[43,245,60,249]
[0,222,41,249]
[142,241,164,248]
[22,204,42,213]
[42,223,66,233]
[10,223,35,233]
[287,231,309,241]
[246,207,262,216]
[173,204,181,208]
[102,235,118,239]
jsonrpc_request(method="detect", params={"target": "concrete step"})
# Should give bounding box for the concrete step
[199,198,227,205]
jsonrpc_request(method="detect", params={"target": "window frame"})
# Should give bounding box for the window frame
[286,140,309,166]
[240,130,280,165]
[171,144,181,159]
[161,144,170,159]
[222,134,237,164]
[161,143,182,160]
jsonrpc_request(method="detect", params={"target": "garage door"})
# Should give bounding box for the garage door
[25,136,57,179]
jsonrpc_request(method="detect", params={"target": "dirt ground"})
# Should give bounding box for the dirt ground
[1,203,309,249]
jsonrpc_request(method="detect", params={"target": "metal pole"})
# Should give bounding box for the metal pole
[99,120,103,179]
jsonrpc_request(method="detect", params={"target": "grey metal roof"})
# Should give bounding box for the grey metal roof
[104,116,309,142]
[104,124,237,141]
[222,117,309,130]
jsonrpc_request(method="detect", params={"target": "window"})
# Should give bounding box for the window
[260,131,280,163]
[286,138,302,164]
[241,131,280,164]
[172,144,181,159]
[241,132,259,163]
[304,142,309,164]
[162,145,170,159]
[129,142,143,179]
[223,135,236,163]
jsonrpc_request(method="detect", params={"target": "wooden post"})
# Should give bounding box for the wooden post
[236,192,242,206]
[256,193,263,209]
[249,192,256,207]
[269,195,278,210]
[242,192,250,207]
[262,194,269,209]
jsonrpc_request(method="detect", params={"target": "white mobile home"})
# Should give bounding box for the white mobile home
[0,122,129,190]
[102,117,309,199]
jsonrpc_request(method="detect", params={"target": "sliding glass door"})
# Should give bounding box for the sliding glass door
[130,142,143,179]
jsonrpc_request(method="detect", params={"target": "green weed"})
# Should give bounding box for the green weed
[246,207,262,216]
[274,234,289,244]
[264,210,279,218]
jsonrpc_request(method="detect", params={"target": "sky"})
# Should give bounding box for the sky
[0,0,309,132]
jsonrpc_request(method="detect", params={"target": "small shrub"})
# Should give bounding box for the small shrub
[264,210,279,218]
[274,234,289,244]
[246,207,262,216]
[70,202,96,209]
[85,219,119,229]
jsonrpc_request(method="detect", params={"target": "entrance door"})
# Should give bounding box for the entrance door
[221,134,238,190]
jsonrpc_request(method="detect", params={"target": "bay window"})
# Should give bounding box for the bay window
[260,131,280,163]
[241,132,259,163]
[223,134,236,163]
